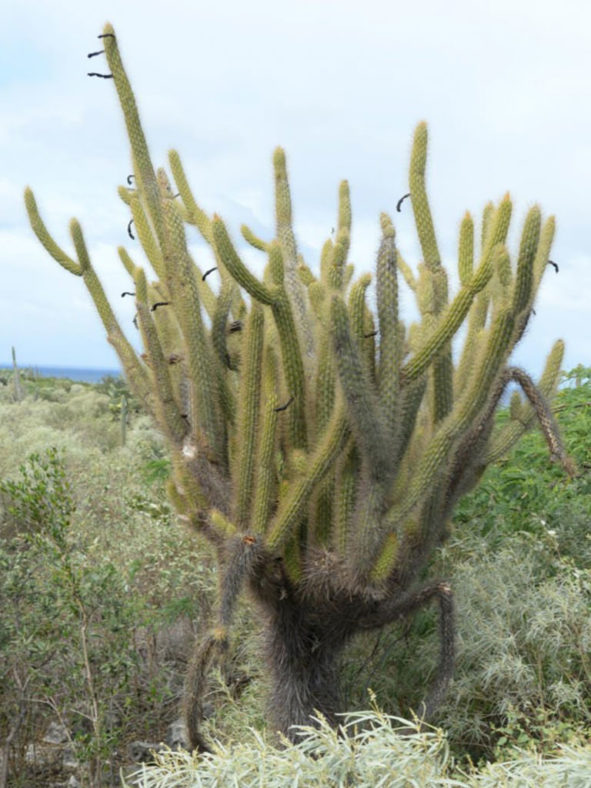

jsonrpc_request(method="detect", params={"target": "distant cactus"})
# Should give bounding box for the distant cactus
[25,23,576,749]
[11,346,23,402]
[120,394,128,446]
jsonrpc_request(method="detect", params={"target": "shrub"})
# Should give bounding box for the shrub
[123,707,591,787]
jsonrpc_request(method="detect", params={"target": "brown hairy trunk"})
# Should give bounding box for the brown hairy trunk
[254,566,455,739]
[261,596,353,739]
[182,557,454,752]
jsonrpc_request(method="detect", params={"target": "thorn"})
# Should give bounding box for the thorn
[364,330,378,338]
[127,174,135,185]
[228,321,242,333]
[98,33,115,39]
[202,267,217,281]
[121,291,135,298]
[274,395,294,413]
[151,301,171,312]
[127,219,135,240]
[87,72,114,79]
[548,260,559,273]
[396,192,411,212]
[132,314,138,329]
[87,49,105,58]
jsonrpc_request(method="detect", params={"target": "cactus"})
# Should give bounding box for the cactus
[11,346,23,402]
[120,394,128,446]
[25,23,576,748]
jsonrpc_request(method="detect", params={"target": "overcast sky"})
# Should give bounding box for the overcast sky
[1,0,590,377]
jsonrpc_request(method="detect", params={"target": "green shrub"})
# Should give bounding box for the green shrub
[0,441,216,784]
[0,449,149,782]
[453,372,591,552]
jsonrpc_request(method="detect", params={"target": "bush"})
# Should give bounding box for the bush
[124,709,453,787]
[0,392,218,785]
[438,535,591,759]
[0,448,146,784]
[123,707,591,787]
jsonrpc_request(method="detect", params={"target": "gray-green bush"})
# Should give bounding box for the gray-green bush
[123,708,591,787]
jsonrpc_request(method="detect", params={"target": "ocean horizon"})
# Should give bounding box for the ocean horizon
[0,364,122,384]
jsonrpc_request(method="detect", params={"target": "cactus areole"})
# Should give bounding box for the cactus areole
[26,23,575,750]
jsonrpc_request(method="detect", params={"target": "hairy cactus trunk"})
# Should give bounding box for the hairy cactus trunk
[255,567,456,739]
[261,598,349,738]
[249,556,372,738]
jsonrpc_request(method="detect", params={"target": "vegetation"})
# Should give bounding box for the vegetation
[23,24,578,765]
[6,17,587,784]
[0,374,214,785]
[124,710,591,787]
[0,369,588,785]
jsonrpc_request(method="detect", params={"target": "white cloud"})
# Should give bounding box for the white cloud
[1,0,589,371]
[537,254,591,313]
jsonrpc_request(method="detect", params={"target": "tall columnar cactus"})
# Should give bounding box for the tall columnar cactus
[25,23,575,749]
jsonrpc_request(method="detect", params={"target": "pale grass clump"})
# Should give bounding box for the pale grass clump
[475,746,591,786]
[0,417,110,479]
[0,389,161,491]
[123,707,591,788]
[35,387,122,450]
[124,710,453,787]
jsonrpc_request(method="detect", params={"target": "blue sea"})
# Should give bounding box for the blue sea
[0,365,122,384]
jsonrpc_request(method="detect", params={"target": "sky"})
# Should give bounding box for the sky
[1,0,590,377]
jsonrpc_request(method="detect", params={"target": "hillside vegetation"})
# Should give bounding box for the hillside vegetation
[0,367,589,786]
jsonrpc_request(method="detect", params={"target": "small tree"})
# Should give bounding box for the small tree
[25,23,575,749]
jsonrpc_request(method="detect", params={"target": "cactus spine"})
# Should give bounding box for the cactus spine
[25,23,575,747]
